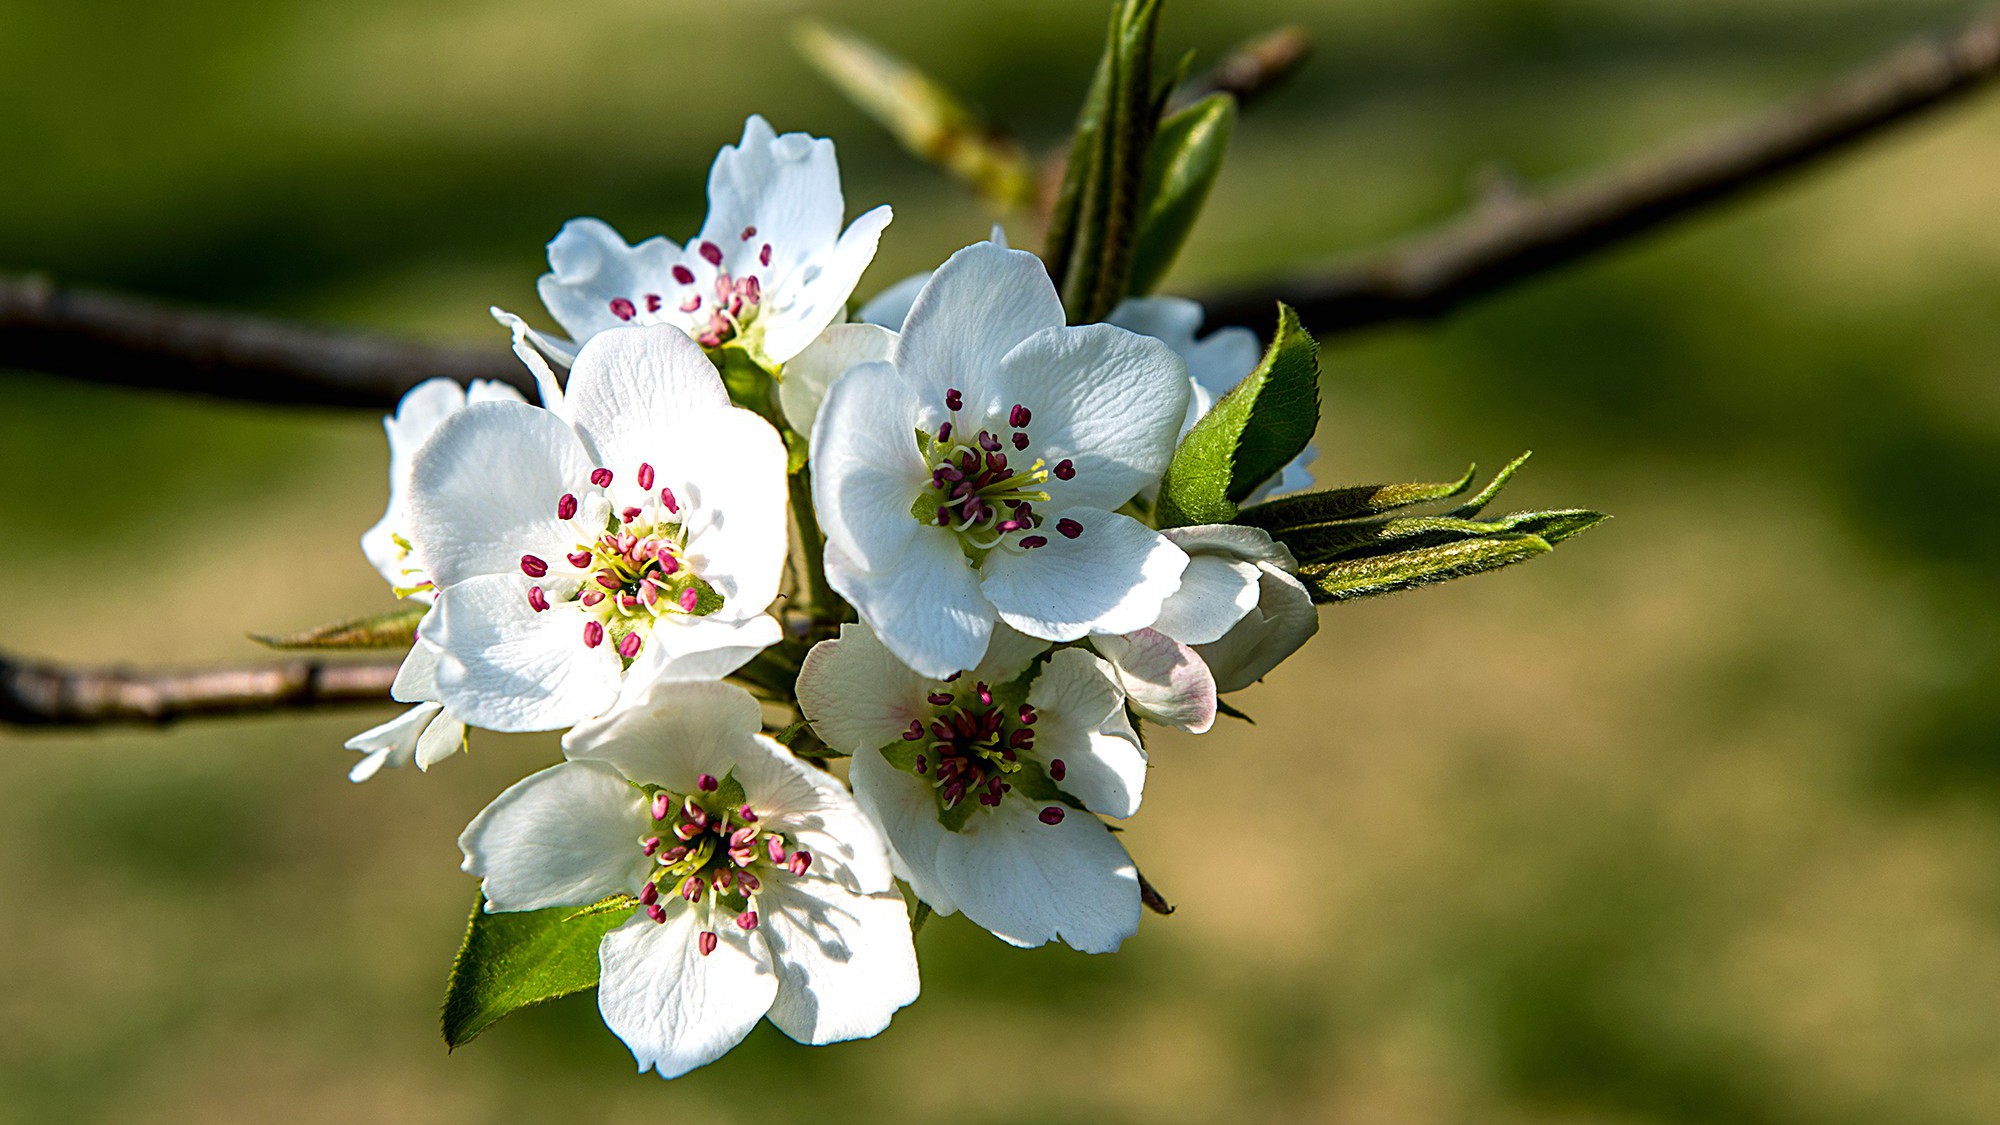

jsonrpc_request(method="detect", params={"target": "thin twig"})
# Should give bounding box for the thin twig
[1206,10,2000,334]
[0,650,399,728]
[0,274,524,408]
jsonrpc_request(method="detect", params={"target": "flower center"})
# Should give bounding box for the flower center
[911,390,1086,558]
[604,227,776,351]
[633,772,814,956]
[516,462,723,662]
[895,679,1069,828]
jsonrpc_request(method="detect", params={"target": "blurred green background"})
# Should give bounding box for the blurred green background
[6,0,2000,1121]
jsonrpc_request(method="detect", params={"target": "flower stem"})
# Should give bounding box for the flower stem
[788,470,844,630]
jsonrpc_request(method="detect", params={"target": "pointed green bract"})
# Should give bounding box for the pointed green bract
[1129,92,1236,295]
[1045,0,1166,323]
[1302,535,1560,604]
[793,21,1036,211]
[440,893,628,1050]
[251,603,426,651]
[1278,509,1609,567]
[1236,465,1478,530]
[1156,302,1320,527]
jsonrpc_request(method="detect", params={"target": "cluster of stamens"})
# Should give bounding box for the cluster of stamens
[516,462,718,659]
[920,389,1083,554]
[635,773,813,956]
[605,226,773,349]
[899,677,1068,826]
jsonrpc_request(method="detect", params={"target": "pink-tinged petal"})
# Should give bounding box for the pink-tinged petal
[826,535,995,679]
[597,905,777,1079]
[980,508,1188,643]
[1148,552,1262,646]
[759,877,919,1045]
[429,574,621,732]
[1093,627,1218,735]
[933,800,1140,953]
[1196,567,1320,694]
[458,760,653,911]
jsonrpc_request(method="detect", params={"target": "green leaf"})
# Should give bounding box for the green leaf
[1235,465,1478,531]
[1156,303,1320,527]
[1278,509,1609,567]
[440,893,627,1050]
[1044,0,1165,323]
[1128,92,1236,295]
[793,21,1036,211]
[251,603,426,651]
[1301,535,1559,604]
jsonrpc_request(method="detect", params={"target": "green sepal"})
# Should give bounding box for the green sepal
[1235,465,1478,531]
[1005,755,1090,813]
[783,428,809,475]
[251,603,427,651]
[712,769,748,816]
[1278,509,1609,567]
[1128,92,1236,295]
[711,345,777,418]
[440,892,627,1050]
[1302,535,1559,604]
[793,21,1037,211]
[564,894,640,922]
[1044,0,1166,323]
[1156,303,1320,527]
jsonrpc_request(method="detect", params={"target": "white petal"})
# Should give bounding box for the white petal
[389,636,441,703]
[1149,553,1261,645]
[968,622,1049,687]
[406,401,596,588]
[933,801,1140,953]
[1025,647,1149,817]
[759,878,919,1045]
[777,322,897,440]
[760,204,894,364]
[491,306,575,410]
[563,679,766,787]
[981,508,1188,642]
[536,217,685,344]
[612,614,783,715]
[342,702,438,781]
[892,242,1064,417]
[856,271,928,331]
[847,741,959,916]
[1160,522,1301,570]
[564,325,733,476]
[656,407,790,617]
[698,116,844,277]
[458,760,652,911]
[826,535,995,679]
[347,747,394,784]
[598,907,777,1079]
[1093,628,1217,735]
[430,574,622,732]
[995,323,1189,512]
[1196,567,1320,693]
[1103,295,1205,349]
[796,623,930,756]
[809,360,929,573]
[414,710,467,770]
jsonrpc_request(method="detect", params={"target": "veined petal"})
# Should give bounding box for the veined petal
[414,709,467,770]
[759,204,893,364]
[847,741,959,916]
[796,623,931,757]
[698,115,844,279]
[389,634,442,703]
[458,759,652,911]
[1196,567,1319,694]
[759,877,919,1046]
[1149,552,1262,646]
[565,325,733,477]
[826,535,995,679]
[1093,628,1217,735]
[810,360,929,573]
[981,508,1188,642]
[1024,648,1148,817]
[343,702,439,782]
[598,906,777,1080]
[777,322,897,440]
[536,218,685,344]
[655,407,789,616]
[893,242,1064,417]
[563,679,765,787]
[430,574,622,732]
[406,401,597,588]
[934,800,1140,953]
[995,323,1188,512]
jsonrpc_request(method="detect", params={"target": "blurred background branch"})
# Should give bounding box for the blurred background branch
[0,650,399,727]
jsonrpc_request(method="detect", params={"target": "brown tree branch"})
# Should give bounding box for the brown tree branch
[0,650,398,728]
[0,274,525,408]
[1205,9,2000,334]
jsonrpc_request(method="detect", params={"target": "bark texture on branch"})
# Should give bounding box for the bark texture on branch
[0,651,398,728]
[1205,11,2000,334]
[0,274,526,408]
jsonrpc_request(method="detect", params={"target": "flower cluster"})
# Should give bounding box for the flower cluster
[349,115,1320,1078]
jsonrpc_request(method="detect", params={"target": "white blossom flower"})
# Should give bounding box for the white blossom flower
[798,622,1146,953]
[863,281,1316,503]
[811,241,1192,677]
[1095,524,1319,731]
[348,377,524,781]
[501,115,892,370]
[460,682,918,1079]
[405,324,788,732]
